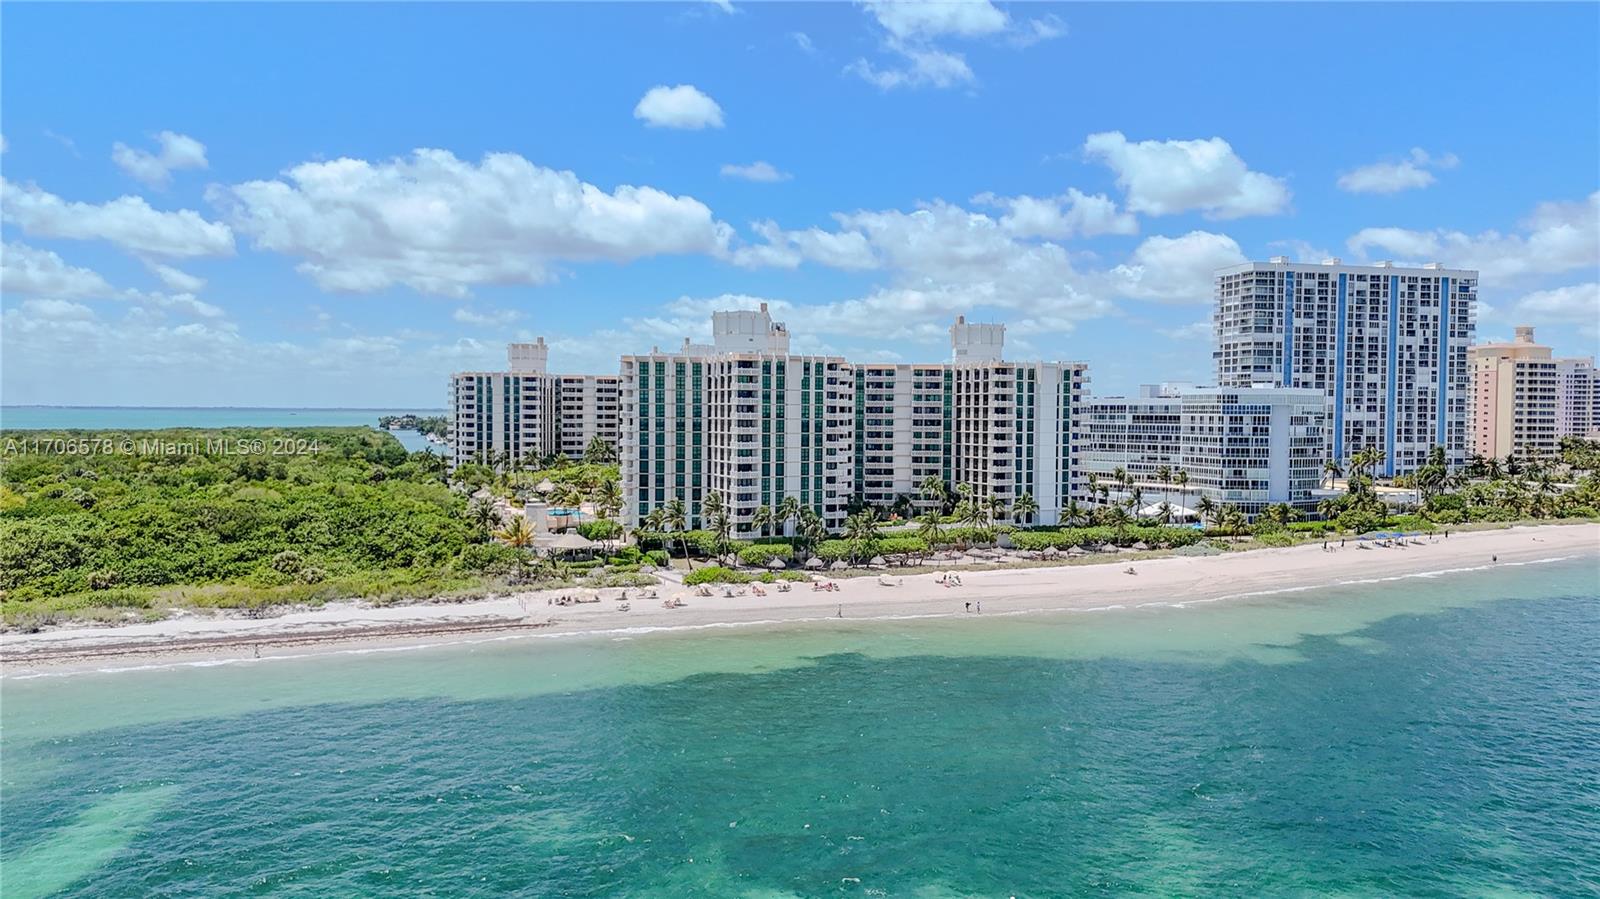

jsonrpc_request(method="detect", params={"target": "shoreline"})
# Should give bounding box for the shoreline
[3,523,1596,678]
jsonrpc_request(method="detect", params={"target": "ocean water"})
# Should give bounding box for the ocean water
[0,406,446,454]
[3,557,1597,897]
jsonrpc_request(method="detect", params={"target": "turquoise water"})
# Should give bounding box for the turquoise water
[3,557,1597,896]
[0,406,446,454]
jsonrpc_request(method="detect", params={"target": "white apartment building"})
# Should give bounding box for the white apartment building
[1556,356,1600,440]
[1215,258,1476,476]
[851,318,1088,524]
[1081,386,1328,517]
[449,340,619,467]
[620,305,855,533]
[1468,326,1559,460]
[554,375,621,459]
[620,308,1089,533]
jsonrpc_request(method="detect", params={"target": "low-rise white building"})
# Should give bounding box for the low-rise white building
[1081,385,1327,518]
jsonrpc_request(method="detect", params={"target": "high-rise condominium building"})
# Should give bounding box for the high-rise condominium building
[1555,356,1600,441]
[620,305,855,533]
[449,340,619,467]
[1468,326,1558,460]
[1214,258,1477,476]
[1080,385,1327,517]
[619,307,1089,533]
[852,318,1088,524]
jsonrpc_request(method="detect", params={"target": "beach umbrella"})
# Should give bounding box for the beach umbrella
[535,478,556,494]
[869,555,887,566]
[806,557,824,569]
[1042,546,1059,557]
[1132,541,1150,551]
[1067,546,1086,556]
[1099,543,1117,553]
[550,532,595,553]
[767,557,786,569]
[830,560,848,571]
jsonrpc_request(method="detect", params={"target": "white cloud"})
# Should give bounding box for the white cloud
[728,220,878,270]
[706,0,735,12]
[791,32,814,53]
[1,179,235,258]
[1,242,116,299]
[111,131,209,188]
[147,262,207,293]
[971,188,1137,239]
[1505,282,1600,338]
[633,85,725,130]
[453,306,524,327]
[1347,191,1599,285]
[1109,231,1247,304]
[209,149,732,297]
[1158,320,1214,341]
[1337,148,1458,195]
[1082,131,1291,219]
[847,43,974,90]
[850,1,1060,91]
[864,0,1008,41]
[721,161,792,183]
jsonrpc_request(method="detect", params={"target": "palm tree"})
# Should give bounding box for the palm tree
[1156,501,1174,525]
[751,504,775,538]
[1218,504,1246,538]
[1063,497,1084,527]
[1172,469,1189,519]
[987,494,1008,526]
[467,496,499,539]
[1155,465,1172,509]
[1101,504,1131,542]
[1013,491,1039,526]
[663,497,689,570]
[919,474,947,513]
[1322,458,1344,490]
[917,509,943,551]
[702,491,730,563]
[1195,495,1217,528]
[778,495,802,538]
[844,510,879,564]
[596,480,623,521]
[583,435,618,464]
[797,506,827,561]
[496,516,535,549]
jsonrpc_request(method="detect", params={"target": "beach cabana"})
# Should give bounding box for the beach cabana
[1138,503,1197,522]
[550,531,596,557]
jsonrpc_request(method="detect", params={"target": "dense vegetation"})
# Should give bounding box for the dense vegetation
[0,429,492,623]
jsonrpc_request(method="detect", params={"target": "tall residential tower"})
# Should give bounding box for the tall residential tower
[1214,258,1476,476]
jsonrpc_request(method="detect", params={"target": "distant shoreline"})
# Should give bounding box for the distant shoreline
[1,405,446,412]
[5,523,1594,678]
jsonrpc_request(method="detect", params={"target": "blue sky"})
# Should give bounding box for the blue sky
[2,1,1596,407]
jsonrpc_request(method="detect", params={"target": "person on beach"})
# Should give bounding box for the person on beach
[976,602,981,613]
[1492,555,1498,563]
[837,604,843,618]
[965,601,971,613]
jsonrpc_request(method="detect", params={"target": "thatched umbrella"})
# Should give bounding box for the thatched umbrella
[1042,546,1059,557]
[551,531,596,556]
[869,555,887,567]
[767,557,786,570]
[535,478,556,494]
[830,560,848,571]
[1132,541,1150,551]
[805,557,825,569]
[1067,546,1087,556]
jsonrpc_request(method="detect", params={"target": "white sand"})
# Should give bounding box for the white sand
[4,523,1595,675]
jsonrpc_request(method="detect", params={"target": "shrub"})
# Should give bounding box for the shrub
[458,542,522,574]
[683,565,750,585]
[577,519,622,542]
[607,546,643,566]
[271,550,304,574]
[643,550,669,568]
[297,566,328,584]
[737,543,794,566]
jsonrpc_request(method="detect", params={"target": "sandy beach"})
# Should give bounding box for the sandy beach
[4,523,1595,676]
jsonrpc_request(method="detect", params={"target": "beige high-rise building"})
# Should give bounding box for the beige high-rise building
[1469,326,1559,461]
[449,340,621,467]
